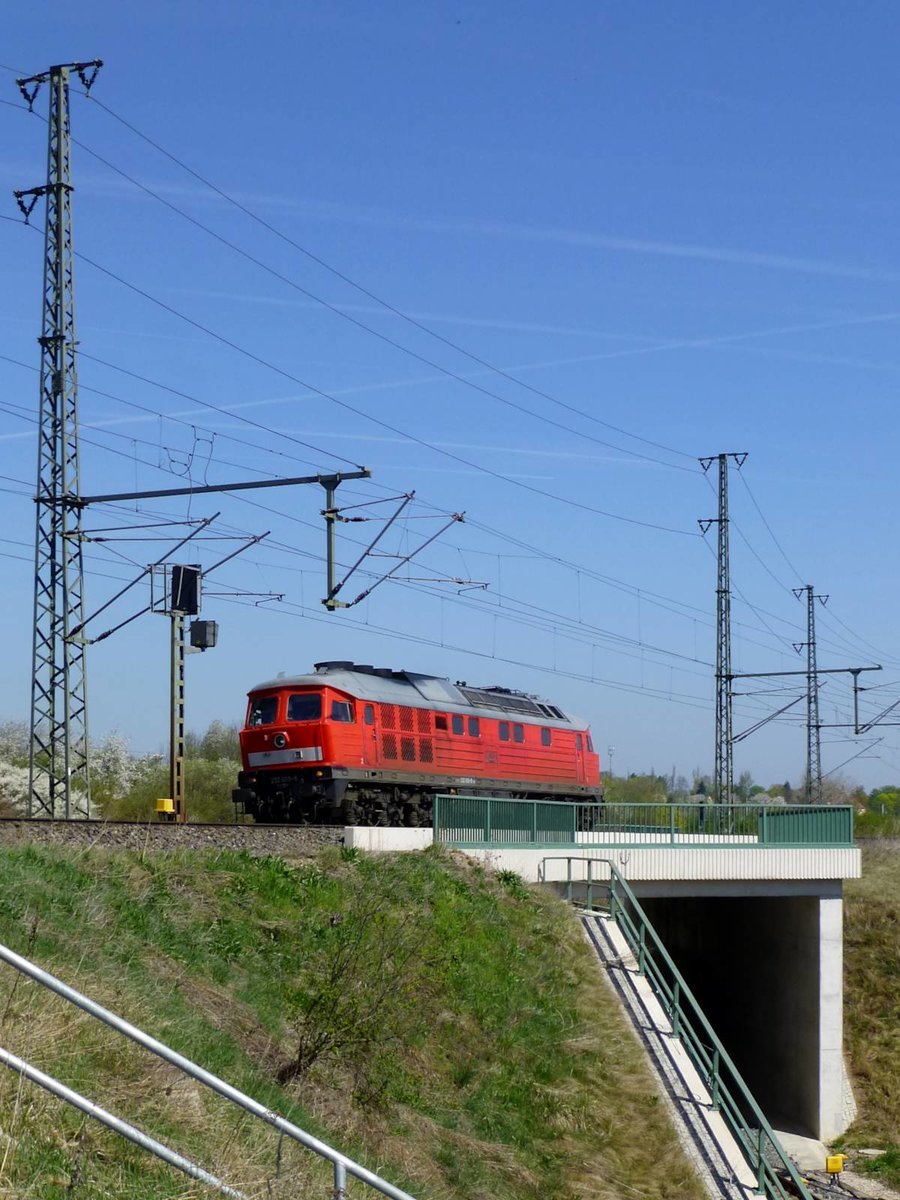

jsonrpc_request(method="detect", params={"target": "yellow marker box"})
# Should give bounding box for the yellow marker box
[826,1155,847,1174]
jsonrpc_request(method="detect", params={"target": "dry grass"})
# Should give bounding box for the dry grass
[843,840,900,1143]
[839,839,900,1189]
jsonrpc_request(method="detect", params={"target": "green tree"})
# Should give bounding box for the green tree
[735,769,755,803]
[604,774,668,804]
[97,718,242,823]
[102,755,238,822]
[668,774,691,802]
[196,715,240,753]
[868,787,900,816]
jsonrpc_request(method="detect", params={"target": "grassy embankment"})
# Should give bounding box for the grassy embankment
[0,844,705,1200]
[840,838,900,1189]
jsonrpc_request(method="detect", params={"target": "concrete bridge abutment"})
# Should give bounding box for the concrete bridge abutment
[345,827,860,1142]
[634,883,850,1141]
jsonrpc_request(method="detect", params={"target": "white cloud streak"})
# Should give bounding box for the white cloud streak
[63,165,900,285]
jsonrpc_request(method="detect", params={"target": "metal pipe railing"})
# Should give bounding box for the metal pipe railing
[434,795,855,849]
[0,942,417,1200]
[0,1043,247,1198]
[545,856,814,1200]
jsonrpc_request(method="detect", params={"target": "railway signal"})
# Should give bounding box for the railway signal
[153,565,220,824]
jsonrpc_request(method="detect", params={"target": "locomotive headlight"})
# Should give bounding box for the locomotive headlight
[273,733,288,749]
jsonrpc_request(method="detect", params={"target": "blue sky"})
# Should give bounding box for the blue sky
[2,1,900,788]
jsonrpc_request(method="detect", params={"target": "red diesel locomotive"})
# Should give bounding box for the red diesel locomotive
[234,661,602,825]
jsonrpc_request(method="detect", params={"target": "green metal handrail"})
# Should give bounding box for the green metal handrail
[546,856,813,1200]
[433,794,854,848]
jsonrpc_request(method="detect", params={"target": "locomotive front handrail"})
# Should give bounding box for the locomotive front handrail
[0,941,418,1200]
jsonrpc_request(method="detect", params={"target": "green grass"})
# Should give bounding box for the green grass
[0,844,705,1200]
[838,839,900,1188]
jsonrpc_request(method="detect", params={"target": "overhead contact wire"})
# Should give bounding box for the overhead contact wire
[84,94,695,464]
[67,245,697,536]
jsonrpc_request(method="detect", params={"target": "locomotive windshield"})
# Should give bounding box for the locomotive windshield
[287,693,322,722]
[248,696,278,726]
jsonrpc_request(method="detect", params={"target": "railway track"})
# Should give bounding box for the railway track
[0,817,345,856]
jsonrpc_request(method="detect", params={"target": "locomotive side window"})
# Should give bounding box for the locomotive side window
[435,714,448,731]
[287,694,322,722]
[513,723,524,743]
[541,728,552,746]
[467,717,480,737]
[330,700,355,723]
[364,704,374,725]
[499,722,509,741]
[249,696,278,726]
[576,734,583,751]
[587,734,594,752]
[451,715,464,735]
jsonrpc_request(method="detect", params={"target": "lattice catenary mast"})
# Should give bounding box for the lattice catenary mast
[15,61,102,817]
[699,452,747,803]
[793,584,827,805]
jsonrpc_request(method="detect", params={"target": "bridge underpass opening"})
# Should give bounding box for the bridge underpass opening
[634,887,846,1140]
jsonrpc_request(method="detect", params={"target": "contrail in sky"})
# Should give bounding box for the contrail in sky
[53,162,900,285]
[421,219,900,284]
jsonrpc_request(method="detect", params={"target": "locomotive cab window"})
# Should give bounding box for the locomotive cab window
[435,714,448,731]
[248,696,278,726]
[467,716,480,737]
[541,728,552,746]
[499,722,509,741]
[576,734,583,751]
[330,700,355,723]
[451,715,464,735]
[513,723,525,743]
[287,693,322,722]
[364,704,374,726]
[587,734,594,752]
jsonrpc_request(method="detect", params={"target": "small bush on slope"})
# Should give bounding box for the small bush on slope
[0,845,705,1200]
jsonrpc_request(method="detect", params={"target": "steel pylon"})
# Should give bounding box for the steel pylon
[15,61,102,817]
[699,452,747,803]
[793,585,827,804]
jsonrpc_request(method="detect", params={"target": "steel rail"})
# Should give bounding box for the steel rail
[0,942,416,1200]
[0,1043,246,1198]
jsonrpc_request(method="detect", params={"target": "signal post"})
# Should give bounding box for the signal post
[156,566,217,824]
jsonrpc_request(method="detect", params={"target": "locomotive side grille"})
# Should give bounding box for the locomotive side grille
[416,709,430,734]
[419,738,434,762]
[399,706,415,732]
[400,737,416,762]
[381,704,396,729]
[383,733,398,759]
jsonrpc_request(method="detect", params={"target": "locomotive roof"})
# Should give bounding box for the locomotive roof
[248,662,587,728]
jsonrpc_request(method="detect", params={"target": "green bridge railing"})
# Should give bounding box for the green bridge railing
[555,856,813,1200]
[432,795,855,848]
